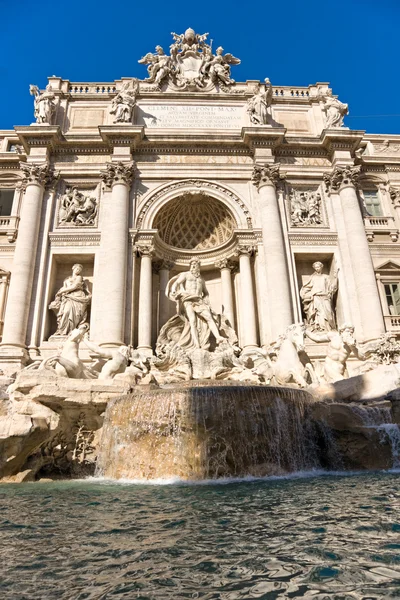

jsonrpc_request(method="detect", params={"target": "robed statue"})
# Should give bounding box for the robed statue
[156,258,237,355]
[49,264,92,336]
[300,261,338,332]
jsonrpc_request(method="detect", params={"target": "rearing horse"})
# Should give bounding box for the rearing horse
[272,324,317,387]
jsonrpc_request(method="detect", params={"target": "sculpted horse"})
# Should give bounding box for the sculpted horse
[271,324,318,387]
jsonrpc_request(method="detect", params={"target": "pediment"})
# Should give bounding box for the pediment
[375,260,400,272]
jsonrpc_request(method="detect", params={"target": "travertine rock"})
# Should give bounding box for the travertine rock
[0,373,131,481]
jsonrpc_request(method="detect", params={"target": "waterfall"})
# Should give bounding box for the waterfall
[96,383,341,481]
[349,404,400,469]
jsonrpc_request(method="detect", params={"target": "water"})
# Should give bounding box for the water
[1,472,399,599]
[97,385,332,480]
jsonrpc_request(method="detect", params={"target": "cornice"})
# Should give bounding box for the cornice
[98,125,144,149]
[14,126,64,153]
[320,129,364,155]
[49,232,101,246]
[289,232,338,246]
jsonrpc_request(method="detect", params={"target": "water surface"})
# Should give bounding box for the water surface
[1,472,399,599]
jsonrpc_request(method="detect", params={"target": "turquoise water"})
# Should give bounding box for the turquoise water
[1,472,399,599]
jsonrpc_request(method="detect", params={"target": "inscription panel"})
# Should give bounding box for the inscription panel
[137,104,244,129]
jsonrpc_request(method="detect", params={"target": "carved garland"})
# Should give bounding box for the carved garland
[136,179,253,230]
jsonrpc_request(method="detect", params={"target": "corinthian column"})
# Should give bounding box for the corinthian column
[252,164,293,340]
[215,258,235,330]
[324,165,385,340]
[93,162,135,346]
[137,245,154,355]
[1,163,55,358]
[236,246,258,350]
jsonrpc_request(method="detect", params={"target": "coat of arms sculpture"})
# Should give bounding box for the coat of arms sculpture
[138,28,241,92]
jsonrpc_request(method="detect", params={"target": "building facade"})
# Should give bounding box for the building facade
[0,29,400,374]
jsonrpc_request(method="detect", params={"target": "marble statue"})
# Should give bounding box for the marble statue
[300,262,338,331]
[38,324,97,379]
[83,337,132,380]
[322,90,348,128]
[268,324,317,387]
[109,79,138,123]
[138,46,172,87]
[59,187,97,226]
[306,325,365,383]
[48,264,91,336]
[138,29,240,91]
[208,46,241,87]
[167,258,225,350]
[29,84,56,124]
[247,79,273,125]
[290,190,322,226]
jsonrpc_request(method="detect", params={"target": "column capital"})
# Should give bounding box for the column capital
[234,244,256,257]
[215,258,235,271]
[323,165,361,193]
[252,163,284,190]
[135,244,155,258]
[101,161,135,190]
[19,161,58,190]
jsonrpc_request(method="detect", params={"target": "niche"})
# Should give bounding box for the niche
[45,255,94,341]
[295,253,344,329]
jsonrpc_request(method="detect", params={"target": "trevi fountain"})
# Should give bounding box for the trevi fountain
[0,26,399,600]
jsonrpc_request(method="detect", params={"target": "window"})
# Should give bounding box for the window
[363,191,383,217]
[0,189,14,216]
[384,282,400,315]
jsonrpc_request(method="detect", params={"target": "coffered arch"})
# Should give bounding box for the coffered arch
[136,179,253,231]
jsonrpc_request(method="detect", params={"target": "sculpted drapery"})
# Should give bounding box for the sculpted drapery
[49,264,92,336]
[300,261,338,332]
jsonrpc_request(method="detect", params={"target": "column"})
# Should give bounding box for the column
[95,162,135,345]
[137,246,154,354]
[252,164,293,340]
[0,274,10,339]
[215,258,235,330]
[326,166,385,340]
[1,163,54,356]
[158,260,173,330]
[237,246,258,350]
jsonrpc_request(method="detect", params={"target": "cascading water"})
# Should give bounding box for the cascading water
[350,404,400,468]
[96,382,342,480]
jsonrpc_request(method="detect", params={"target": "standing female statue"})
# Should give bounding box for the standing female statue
[49,264,92,336]
[300,261,338,332]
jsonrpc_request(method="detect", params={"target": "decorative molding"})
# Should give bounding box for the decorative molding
[215,258,235,270]
[323,165,361,193]
[136,179,253,230]
[135,147,251,156]
[252,163,283,190]
[100,161,135,189]
[49,232,101,247]
[289,233,338,246]
[131,229,260,266]
[234,244,257,257]
[20,162,58,189]
[135,244,155,258]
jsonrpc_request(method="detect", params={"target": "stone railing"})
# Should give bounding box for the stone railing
[384,315,400,331]
[66,81,315,99]
[273,88,310,98]
[0,216,20,243]
[364,215,399,242]
[68,84,117,95]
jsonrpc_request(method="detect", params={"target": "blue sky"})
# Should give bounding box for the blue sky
[1,0,399,134]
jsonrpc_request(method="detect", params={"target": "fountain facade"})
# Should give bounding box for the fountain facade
[1,28,400,481]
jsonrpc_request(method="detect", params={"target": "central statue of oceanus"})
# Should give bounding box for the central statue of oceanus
[166,258,225,350]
